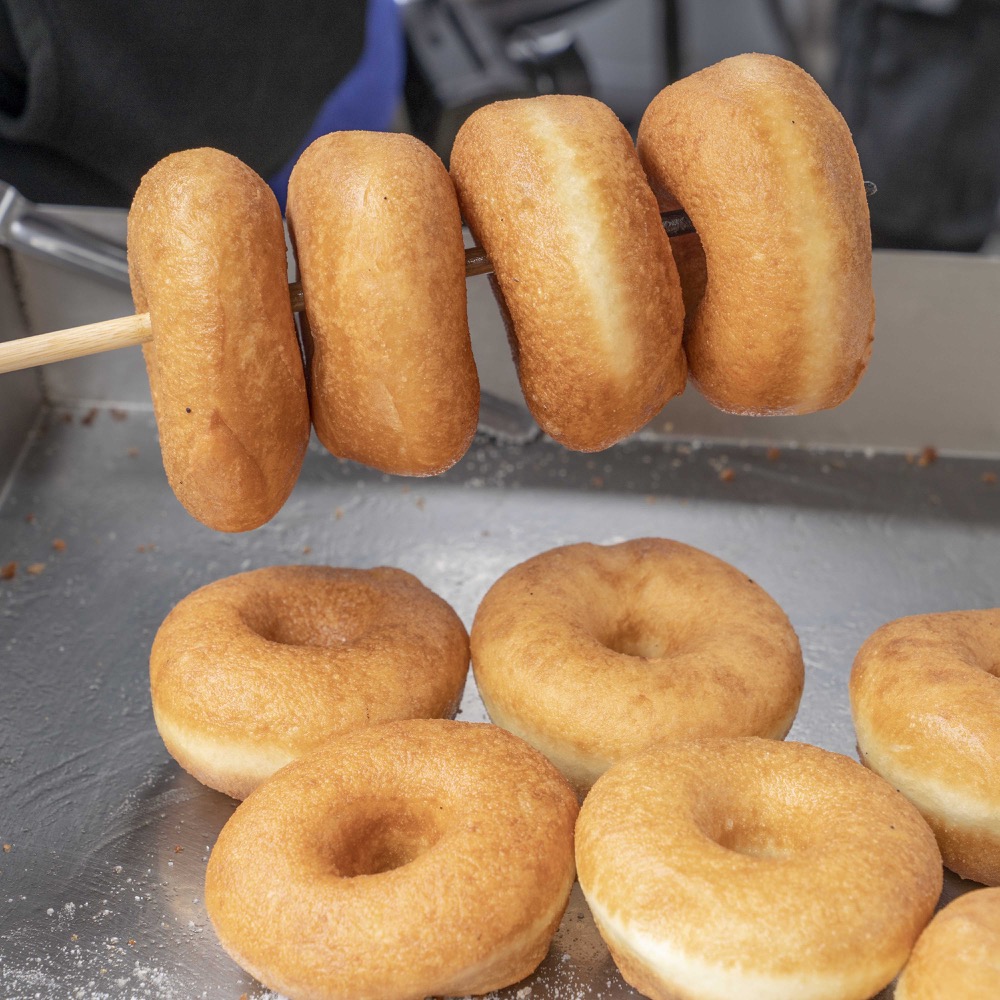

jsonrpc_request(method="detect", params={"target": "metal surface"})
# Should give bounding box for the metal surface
[1,406,997,999]
[0,183,130,288]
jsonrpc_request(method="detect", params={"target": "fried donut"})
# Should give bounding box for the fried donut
[471,538,803,794]
[450,95,686,452]
[896,888,1000,999]
[850,609,1000,885]
[205,719,579,1000]
[128,148,310,532]
[287,131,479,476]
[576,738,943,1000]
[638,53,874,415]
[150,565,470,799]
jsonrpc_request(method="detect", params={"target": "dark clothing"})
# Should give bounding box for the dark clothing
[0,1,367,206]
[835,0,1000,251]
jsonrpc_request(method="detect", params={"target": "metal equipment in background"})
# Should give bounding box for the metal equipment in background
[400,0,602,160]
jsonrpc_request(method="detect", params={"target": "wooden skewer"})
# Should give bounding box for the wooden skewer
[0,184,875,376]
[0,239,556,374]
[1,313,152,373]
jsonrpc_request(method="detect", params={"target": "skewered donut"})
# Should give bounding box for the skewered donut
[638,53,874,415]
[451,95,686,451]
[128,148,310,532]
[205,719,579,1000]
[150,565,470,800]
[576,738,942,1000]
[896,888,1000,999]
[470,538,804,794]
[287,131,479,475]
[850,608,1000,886]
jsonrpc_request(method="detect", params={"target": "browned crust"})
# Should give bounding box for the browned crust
[287,131,479,476]
[850,609,1000,886]
[451,95,686,452]
[150,565,470,799]
[638,53,874,415]
[896,888,1000,999]
[471,538,804,794]
[205,719,579,1000]
[128,148,309,532]
[576,738,942,997]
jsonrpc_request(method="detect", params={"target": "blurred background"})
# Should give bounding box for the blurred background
[2,0,999,252]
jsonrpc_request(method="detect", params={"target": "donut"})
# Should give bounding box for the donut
[576,738,943,1000]
[128,148,310,532]
[205,719,579,1000]
[850,608,1000,885]
[150,565,470,799]
[895,888,1000,999]
[470,538,803,794]
[450,95,686,452]
[286,131,479,476]
[637,53,874,415]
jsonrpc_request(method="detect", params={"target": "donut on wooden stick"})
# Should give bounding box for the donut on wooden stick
[638,53,874,415]
[287,131,479,476]
[128,148,310,532]
[451,95,687,452]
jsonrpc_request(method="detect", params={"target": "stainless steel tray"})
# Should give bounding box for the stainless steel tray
[2,405,997,999]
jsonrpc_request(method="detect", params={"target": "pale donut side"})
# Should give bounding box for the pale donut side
[638,53,874,415]
[205,719,579,1000]
[150,565,470,799]
[128,148,310,532]
[576,738,943,1000]
[895,888,1000,999]
[287,131,479,476]
[471,538,803,795]
[850,608,1000,886]
[450,95,686,452]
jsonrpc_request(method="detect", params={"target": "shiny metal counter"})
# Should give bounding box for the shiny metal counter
[1,405,997,999]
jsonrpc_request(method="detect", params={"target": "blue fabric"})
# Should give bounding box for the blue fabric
[268,0,405,211]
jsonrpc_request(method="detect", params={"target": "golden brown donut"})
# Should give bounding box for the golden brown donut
[287,131,479,476]
[205,719,579,1000]
[450,95,686,452]
[150,565,470,799]
[637,53,874,415]
[850,609,1000,886]
[895,888,1000,999]
[576,738,943,1000]
[471,538,803,795]
[128,148,310,532]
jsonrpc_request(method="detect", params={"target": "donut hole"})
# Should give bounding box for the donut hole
[241,589,381,649]
[607,630,675,660]
[714,818,790,860]
[326,799,445,877]
[601,613,700,661]
[697,800,800,861]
